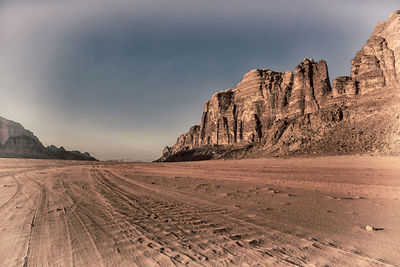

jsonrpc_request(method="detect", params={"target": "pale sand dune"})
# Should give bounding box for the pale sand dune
[0,156,399,266]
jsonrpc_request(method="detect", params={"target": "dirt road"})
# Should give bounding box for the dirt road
[0,157,399,266]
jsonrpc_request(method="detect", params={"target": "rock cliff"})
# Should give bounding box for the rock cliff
[159,10,400,161]
[0,116,96,160]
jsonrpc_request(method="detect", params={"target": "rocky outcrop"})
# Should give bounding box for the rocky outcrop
[159,10,400,161]
[0,116,96,160]
[0,116,38,146]
[332,76,358,97]
[350,10,400,94]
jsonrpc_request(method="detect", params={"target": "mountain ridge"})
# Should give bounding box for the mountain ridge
[159,10,400,162]
[0,116,96,161]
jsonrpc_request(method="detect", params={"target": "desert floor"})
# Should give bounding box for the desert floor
[0,156,399,266]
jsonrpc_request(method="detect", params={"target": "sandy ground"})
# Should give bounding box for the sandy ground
[0,156,399,266]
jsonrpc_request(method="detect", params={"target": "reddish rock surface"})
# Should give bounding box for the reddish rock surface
[351,10,400,93]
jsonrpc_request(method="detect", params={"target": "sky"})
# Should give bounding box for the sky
[0,0,398,161]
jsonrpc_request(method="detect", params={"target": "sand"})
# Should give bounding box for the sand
[0,156,399,266]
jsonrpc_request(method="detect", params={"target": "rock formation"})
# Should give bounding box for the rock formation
[350,11,400,93]
[159,10,400,161]
[0,116,96,160]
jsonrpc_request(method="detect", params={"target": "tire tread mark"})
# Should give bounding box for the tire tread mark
[23,180,46,267]
[0,174,22,211]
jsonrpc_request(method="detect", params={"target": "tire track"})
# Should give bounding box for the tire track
[1,161,394,266]
[0,174,22,211]
[67,169,183,266]
[93,168,279,266]
[61,204,75,267]
[61,179,107,267]
[70,209,106,267]
[91,170,190,265]
[23,180,48,267]
[97,167,393,266]
[93,169,207,264]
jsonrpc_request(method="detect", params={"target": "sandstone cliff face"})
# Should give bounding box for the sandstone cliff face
[160,11,400,161]
[169,59,332,154]
[0,116,96,160]
[350,10,400,94]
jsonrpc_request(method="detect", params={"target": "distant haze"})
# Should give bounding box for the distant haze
[0,0,398,160]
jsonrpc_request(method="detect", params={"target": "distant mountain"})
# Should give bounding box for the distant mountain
[0,116,96,160]
[159,10,400,162]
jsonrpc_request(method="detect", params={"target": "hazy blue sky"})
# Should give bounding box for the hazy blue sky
[0,0,398,160]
